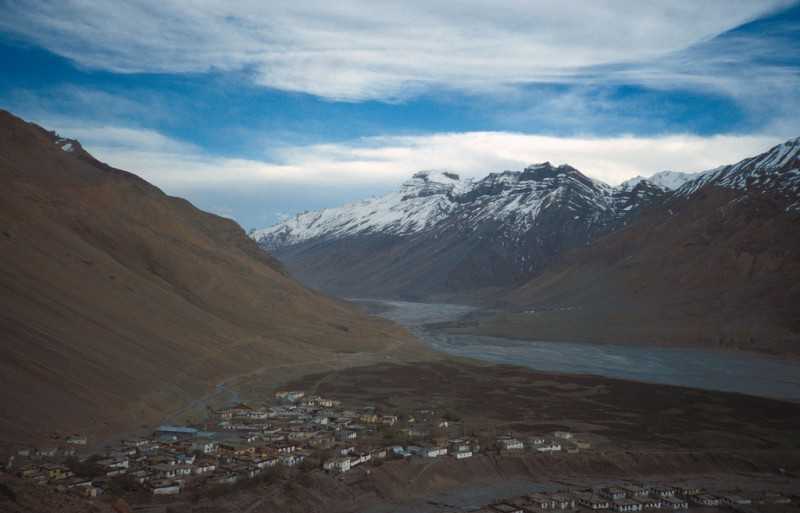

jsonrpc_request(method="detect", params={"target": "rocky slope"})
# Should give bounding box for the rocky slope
[0,110,423,443]
[254,165,692,299]
[459,137,800,354]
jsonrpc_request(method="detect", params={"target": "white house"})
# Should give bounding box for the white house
[453,450,472,459]
[662,497,688,510]
[536,441,562,452]
[498,438,524,451]
[324,457,352,473]
[613,500,643,512]
[192,463,216,475]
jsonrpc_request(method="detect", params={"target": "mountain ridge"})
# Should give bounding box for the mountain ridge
[0,110,424,443]
[254,137,799,302]
[252,159,702,298]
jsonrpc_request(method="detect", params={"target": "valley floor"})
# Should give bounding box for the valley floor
[3,360,800,512]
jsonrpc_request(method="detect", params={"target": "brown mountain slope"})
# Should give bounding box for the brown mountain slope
[456,187,800,355]
[0,110,424,443]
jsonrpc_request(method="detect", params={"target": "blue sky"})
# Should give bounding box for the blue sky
[1,1,799,229]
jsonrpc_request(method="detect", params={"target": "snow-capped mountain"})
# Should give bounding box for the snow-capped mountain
[676,136,800,211]
[252,171,468,247]
[619,170,702,192]
[255,163,658,250]
[253,137,799,299]
[502,137,800,354]
[253,162,665,297]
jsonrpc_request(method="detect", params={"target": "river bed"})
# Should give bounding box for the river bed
[365,299,800,402]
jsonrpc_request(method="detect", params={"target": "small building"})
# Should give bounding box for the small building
[528,493,556,509]
[409,445,445,458]
[323,457,352,473]
[636,497,662,509]
[604,487,627,500]
[676,486,702,497]
[575,493,610,510]
[621,484,649,498]
[691,494,720,507]
[652,486,676,498]
[191,440,217,454]
[498,437,524,451]
[336,430,357,441]
[275,390,305,403]
[536,441,562,452]
[65,435,87,446]
[42,463,72,481]
[381,415,399,426]
[662,497,689,509]
[526,437,546,448]
[613,499,643,512]
[371,447,388,459]
[453,450,473,459]
[550,493,576,510]
[151,480,181,495]
[81,486,103,498]
[553,431,573,440]
[360,413,379,424]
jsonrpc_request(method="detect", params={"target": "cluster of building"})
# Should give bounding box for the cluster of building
[495,431,588,454]
[475,483,795,513]
[3,389,596,500]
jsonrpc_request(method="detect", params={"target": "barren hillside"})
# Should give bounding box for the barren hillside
[0,110,425,443]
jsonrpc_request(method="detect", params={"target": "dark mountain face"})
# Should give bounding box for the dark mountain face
[254,163,675,299]
[0,110,419,442]
[473,138,800,354]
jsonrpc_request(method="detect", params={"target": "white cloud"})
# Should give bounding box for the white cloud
[51,122,783,189]
[1,0,791,101]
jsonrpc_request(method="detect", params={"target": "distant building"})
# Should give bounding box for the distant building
[662,497,689,509]
[613,499,643,512]
[498,437,524,451]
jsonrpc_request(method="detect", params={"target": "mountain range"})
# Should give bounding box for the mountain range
[255,137,800,353]
[253,158,700,299]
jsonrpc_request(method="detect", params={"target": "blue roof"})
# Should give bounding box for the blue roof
[156,425,198,434]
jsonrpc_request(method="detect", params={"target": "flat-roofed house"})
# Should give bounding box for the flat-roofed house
[613,499,643,512]
[662,497,689,509]
[636,497,662,510]
[574,492,609,510]
[691,495,720,507]
[604,487,627,500]
[551,493,576,510]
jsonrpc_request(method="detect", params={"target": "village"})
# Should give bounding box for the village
[1,389,574,498]
[469,483,796,513]
[1,390,796,512]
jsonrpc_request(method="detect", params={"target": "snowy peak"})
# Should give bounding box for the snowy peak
[254,162,628,250]
[618,170,701,192]
[252,172,464,248]
[401,170,469,199]
[676,136,800,211]
[254,137,800,252]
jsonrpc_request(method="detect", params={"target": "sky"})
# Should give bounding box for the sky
[1,1,799,230]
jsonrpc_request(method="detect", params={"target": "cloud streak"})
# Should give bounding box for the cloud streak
[1,0,792,101]
[50,121,782,189]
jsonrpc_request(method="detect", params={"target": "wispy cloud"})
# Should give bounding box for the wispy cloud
[0,0,792,101]
[49,121,782,188]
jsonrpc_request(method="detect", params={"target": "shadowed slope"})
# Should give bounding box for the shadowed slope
[0,110,422,442]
